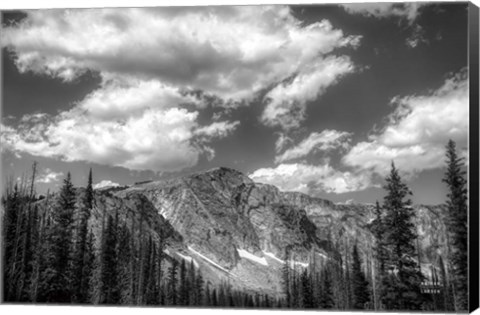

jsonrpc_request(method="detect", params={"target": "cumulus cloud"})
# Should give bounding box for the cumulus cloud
[80,78,204,120]
[93,180,120,190]
[194,121,240,139]
[275,129,352,163]
[262,55,355,130]
[343,69,468,177]
[36,168,64,184]
[249,163,372,195]
[1,107,206,172]
[340,3,427,22]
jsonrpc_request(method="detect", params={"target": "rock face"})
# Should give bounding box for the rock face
[84,167,448,296]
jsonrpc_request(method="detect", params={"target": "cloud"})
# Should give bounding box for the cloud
[340,3,427,22]
[80,78,204,120]
[405,24,428,48]
[93,180,120,189]
[249,163,372,195]
[275,133,293,153]
[342,69,468,177]
[2,6,361,171]
[275,129,352,163]
[261,55,355,130]
[194,120,240,139]
[36,168,64,183]
[2,87,242,171]
[2,6,360,104]
[4,107,207,172]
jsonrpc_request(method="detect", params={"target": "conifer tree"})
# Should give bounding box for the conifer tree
[188,260,196,305]
[37,212,56,302]
[381,162,423,310]
[301,269,314,308]
[145,237,159,305]
[45,172,76,302]
[281,248,291,307]
[83,231,95,303]
[211,288,218,306]
[117,222,133,304]
[318,264,334,309]
[100,213,119,304]
[195,270,204,305]
[290,265,299,308]
[2,182,21,301]
[204,284,211,306]
[371,200,387,308]
[29,205,43,302]
[73,168,94,303]
[351,243,370,309]
[179,259,188,305]
[156,234,165,305]
[167,259,178,305]
[17,204,39,302]
[439,255,454,311]
[442,140,468,311]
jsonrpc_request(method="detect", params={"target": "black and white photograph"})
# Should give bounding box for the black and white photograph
[1,1,478,313]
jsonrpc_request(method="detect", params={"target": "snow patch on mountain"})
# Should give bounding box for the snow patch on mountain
[177,252,199,268]
[188,246,231,274]
[262,251,310,267]
[237,249,268,266]
[263,251,285,264]
[294,261,309,268]
[316,252,329,260]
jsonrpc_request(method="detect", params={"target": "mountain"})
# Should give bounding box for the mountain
[40,166,449,297]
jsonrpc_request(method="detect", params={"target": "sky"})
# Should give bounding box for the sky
[0,2,471,205]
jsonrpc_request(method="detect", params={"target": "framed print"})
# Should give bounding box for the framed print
[1,1,479,313]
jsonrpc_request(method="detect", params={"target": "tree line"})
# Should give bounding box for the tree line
[2,140,469,310]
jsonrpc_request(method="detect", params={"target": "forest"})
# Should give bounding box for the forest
[1,140,468,311]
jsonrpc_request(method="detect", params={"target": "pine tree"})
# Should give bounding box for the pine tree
[15,207,32,301]
[28,205,43,302]
[129,216,138,304]
[204,284,211,306]
[72,168,94,303]
[439,255,454,311]
[281,248,291,307]
[318,263,334,309]
[117,222,133,304]
[2,182,21,301]
[100,213,119,304]
[211,288,218,306]
[187,260,196,305]
[145,237,159,305]
[301,269,314,308]
[83,231,95,303]
[167,259,178,305]
[179,259,188,305]
[381,162,423,310]
[351,243,370,309]
[37,211,56,302]
[371,200,387,309]
[156,234,165,305]
[136,201,146,304]
[442,140,468,311]
[195,270,204,305]
[45,172,76,302]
